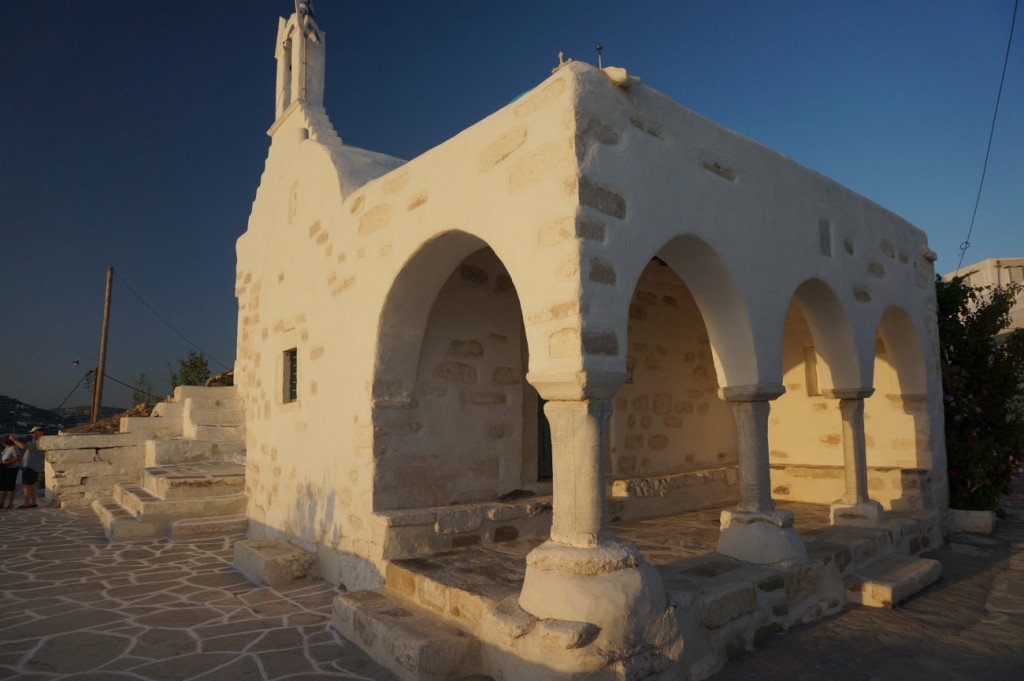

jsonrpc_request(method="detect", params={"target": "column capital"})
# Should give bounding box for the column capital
[822,388,875,400]
[525,371,626,402]
[718,383,785,402]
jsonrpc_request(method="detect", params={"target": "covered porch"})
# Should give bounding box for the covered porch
[335,498,942,681]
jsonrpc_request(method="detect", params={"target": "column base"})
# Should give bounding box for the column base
[830,499,886,527]
[717,510,809,564]
[518,539,669,649]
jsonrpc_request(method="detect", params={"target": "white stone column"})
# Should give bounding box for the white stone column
[518,371,672,652]
[825,389,885,526]
[545,399,612,547]
[733,400,775,513]
[717,385,809,564]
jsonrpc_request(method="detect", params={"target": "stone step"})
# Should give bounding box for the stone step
[234,540,317,586]
[171,514,249,542]
[184,424,245,442]
[141,462,246,499]
[385,554,522,633]
[803,524,897,574]
[333,589,481,681]
[186,407,245,427]
[145,438,246,466]
[92,497,159,542]
[113,483,248,519]
[174,385,237,401]
[845,555,942,608]
[184,396,243,411]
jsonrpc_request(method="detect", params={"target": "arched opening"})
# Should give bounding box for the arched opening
[768,280,858,505]
[865,306,931,510]
[372,240,544,513]
[608,256,739,519]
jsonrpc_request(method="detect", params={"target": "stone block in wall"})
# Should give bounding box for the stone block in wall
[41,432,146,450]
[701,581,757,629]
[121,416,182,438]
[46,448,99,464]
[487,504,525,522]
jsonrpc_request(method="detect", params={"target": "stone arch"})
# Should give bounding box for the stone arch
[874,306,927,395]
[371,231,539,511]
[614,235,760,390]
[609,258,738,509]
[374,230,497,396]
[766,279,861,503]
[788,278,861,391]
[865,306,932,487]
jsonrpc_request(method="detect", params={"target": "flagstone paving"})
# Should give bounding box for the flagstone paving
[2,491,1023,680]
[0,506,397,680]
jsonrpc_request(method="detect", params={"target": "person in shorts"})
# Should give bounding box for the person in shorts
[0,436,20,509]
[10,426,45,508]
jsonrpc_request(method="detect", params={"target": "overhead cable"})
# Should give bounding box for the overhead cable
[111,270,230,370]
[956,0,1019,273]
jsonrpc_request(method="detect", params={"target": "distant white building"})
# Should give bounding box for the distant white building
[946,257,1024,334]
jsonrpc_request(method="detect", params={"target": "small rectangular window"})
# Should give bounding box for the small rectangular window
[1007,266,1023,283]
[284,348,298,403]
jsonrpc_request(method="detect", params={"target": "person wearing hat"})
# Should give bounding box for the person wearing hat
[10,427,45,508]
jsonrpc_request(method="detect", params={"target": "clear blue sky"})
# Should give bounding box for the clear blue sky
[2,0,1021,410]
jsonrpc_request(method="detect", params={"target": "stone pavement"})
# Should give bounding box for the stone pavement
[713,486,1024,681]
[1,489,1022,680]
[0,506,397,680]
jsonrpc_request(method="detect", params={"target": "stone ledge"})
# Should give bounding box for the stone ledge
[234,539,318,586]
[845,555,941,608]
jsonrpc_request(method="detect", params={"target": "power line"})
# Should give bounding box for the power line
[102,372,164,402]
[956,0,1019,274]
[53,369,94,410]
[112,269,230,370]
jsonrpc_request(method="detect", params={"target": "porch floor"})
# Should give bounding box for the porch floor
[388,500,939,607]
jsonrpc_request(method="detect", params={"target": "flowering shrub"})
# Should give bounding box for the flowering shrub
[937,274,1024,510]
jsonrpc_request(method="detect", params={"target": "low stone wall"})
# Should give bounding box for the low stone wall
[39,432,146,508]
[609,465,739,521]
[770,464,931,511]
[375,497,554,561]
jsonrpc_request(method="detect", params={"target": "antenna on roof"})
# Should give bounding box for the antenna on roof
[596,44,604,69]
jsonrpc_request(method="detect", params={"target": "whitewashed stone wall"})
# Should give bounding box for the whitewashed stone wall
[236,59,947,589]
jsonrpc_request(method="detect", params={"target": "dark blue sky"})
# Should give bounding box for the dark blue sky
[2,1,1021,410]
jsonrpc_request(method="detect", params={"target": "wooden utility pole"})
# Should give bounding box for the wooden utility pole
[91,267,113,422]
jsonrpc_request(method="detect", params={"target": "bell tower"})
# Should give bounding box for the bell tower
[274,0,325,120]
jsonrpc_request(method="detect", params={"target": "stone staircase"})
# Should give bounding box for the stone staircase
[92,386,249,542]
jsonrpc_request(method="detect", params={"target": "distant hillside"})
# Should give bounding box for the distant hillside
[0,395,123,436]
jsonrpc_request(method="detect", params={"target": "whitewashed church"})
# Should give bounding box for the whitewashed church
[232,3,948,678]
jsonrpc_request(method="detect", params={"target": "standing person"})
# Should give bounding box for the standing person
[0,436,20,509]
[10,426,45,508]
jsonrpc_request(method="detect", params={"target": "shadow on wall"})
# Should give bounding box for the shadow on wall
[247,484,384,591]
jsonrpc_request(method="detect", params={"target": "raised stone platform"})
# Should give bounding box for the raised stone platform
[335,501,944,680]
